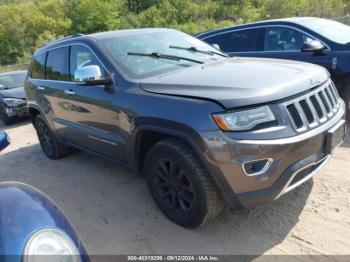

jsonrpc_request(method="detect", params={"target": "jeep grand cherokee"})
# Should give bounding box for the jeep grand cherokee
[24,29,346,228]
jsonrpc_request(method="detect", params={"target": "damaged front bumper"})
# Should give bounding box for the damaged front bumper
[5,104,29,118]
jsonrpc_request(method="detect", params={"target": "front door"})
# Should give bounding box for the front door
[60,44,128,163]
[253,26,335,73]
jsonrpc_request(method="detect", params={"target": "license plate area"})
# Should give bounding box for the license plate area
[325,120,346,154]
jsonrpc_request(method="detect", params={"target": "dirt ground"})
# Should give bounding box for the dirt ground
[0,119,350,256]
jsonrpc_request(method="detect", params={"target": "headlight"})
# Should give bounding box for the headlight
[24,229,79,262]
[3,98,26,107]
[213,106,276,131]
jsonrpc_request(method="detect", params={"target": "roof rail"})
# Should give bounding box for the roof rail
[45,33,85,47]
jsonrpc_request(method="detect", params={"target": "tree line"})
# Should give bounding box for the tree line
[0,0,349,66]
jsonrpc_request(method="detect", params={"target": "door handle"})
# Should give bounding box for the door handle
[37,86,45,91]
[64,90,75,95]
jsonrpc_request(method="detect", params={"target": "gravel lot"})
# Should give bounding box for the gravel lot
[1,119,350,255]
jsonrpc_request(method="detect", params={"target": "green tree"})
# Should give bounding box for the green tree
[0,0,70,64]
[65,0,121,34]
[259,0,345,19]
[0,0,349,66]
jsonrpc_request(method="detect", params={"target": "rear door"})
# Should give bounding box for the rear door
[26,52,48,113]
[40,47,79,138]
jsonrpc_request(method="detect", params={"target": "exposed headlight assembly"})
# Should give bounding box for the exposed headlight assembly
[23,229,80,262]
[3,98,26,107]
[213,106,276,131]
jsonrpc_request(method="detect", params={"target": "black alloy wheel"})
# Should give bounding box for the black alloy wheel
[34,114,72,159]
[154,159,195,214]
[144,138,224,228]
[36,117,55,157]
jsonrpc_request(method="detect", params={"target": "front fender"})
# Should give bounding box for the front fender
[133,118,207,167]
[132,120,242,208]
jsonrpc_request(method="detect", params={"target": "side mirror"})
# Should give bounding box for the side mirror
[301,40,325,54]
[74,65,112,86]
[211,44,221,50]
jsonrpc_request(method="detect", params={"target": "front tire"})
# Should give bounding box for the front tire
[34,114,71,159]
[144,138,224,228]
[342,87,350,124]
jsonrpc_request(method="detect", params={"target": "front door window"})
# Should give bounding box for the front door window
[264,27,314,52]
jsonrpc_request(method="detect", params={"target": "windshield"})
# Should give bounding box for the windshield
[99,30,226,78]
[0,72,27,90]
[302,18,350,45]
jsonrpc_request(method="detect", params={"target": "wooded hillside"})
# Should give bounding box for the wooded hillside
[0,0,349,65]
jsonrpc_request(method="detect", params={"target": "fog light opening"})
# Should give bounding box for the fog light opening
[242,158,273,176]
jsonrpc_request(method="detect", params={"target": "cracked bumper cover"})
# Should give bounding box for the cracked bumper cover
[5,105,29,118]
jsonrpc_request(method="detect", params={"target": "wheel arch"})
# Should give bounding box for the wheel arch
[134,125,204,174]
[133,122,242,209]
[133,121,241,205]
[28,104,53,128]
[28,106,41,125]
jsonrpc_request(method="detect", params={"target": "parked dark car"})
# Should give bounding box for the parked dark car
[25,29,345,228]
[196,17,350,120]
[0,70,28,125]
[0,131,10,151]
[0,181,88,261]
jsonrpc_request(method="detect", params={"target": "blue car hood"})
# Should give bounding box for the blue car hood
[0,182,88,258]
[0,131,10,151]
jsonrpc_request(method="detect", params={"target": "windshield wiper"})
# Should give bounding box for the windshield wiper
[127,52,203,64]
[169,45,228,57]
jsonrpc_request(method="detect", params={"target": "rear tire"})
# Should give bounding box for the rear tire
[144,138,224,228]
[34,114,71,159]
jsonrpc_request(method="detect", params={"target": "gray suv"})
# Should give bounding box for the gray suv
[25,29,346,228]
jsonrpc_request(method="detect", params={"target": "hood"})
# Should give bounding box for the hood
[0,86,26,99]
[139,57,329,108]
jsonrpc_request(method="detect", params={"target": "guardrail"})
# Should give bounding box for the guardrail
[0,63,28,73]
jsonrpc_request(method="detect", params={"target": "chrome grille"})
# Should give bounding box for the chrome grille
[285,81,341,132]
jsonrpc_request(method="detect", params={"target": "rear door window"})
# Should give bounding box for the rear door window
[204,29,259,53]
[46,47,69,81]
[30,53,46,79]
